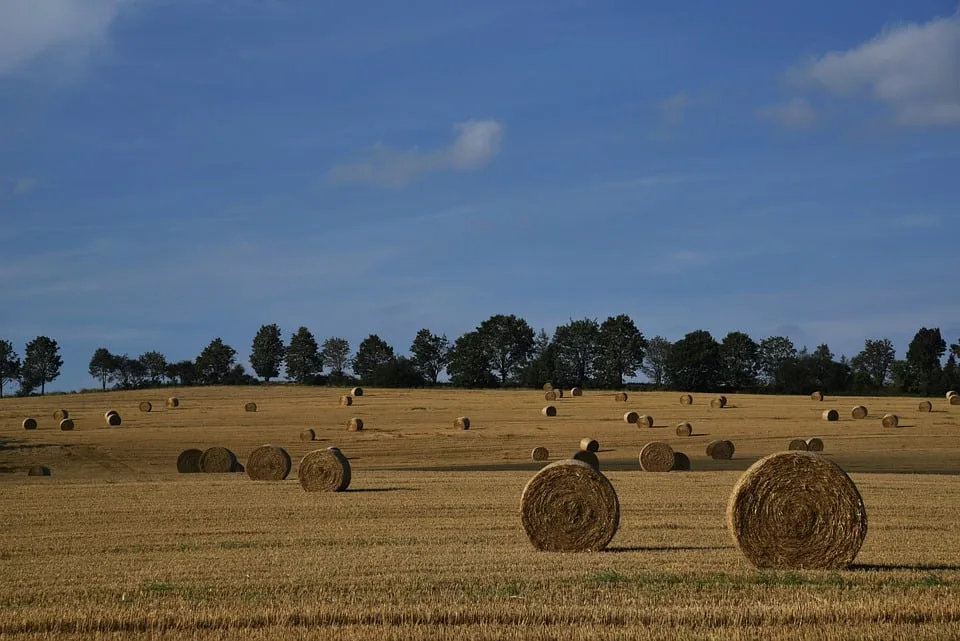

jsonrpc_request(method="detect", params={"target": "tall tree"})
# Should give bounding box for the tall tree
[138,351,168,386]
[942,354,959,393]
[719,331,758,390]
[904,327,946,395]
[477,314,535,384]
[758,336,798,391]
[321,337,352,376]
[166,360,197,387]
[368,356,426,388]
[21,336,63,396]
[409,329,450,384]
[596,314,646,387]
[249,324,285,382]
[352,334,395,382]
[286,327,322,383]
[195,338,237,385]
[552,318,601,387]
[88,347,119,391]
[850,338,896,390]
[519,329,557,388]
[111,354,148,390]
[0,340,21,398]
[640,336,671,387]
[448,330,497,388]
[664,330,721,391]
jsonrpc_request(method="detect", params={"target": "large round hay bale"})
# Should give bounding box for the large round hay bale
[351,387,364,397]
[918,400,933,412]
[571,450,600,471]
[166,397,180,408]
[637,414,654,429]
[53,409,69,420]
[340,395,353,407]
[199,447,237,473]
[947,391,957,400]
[176,449,203,473]
[676,422,692,437]
[244,402,257,412]
[299,448,351,492]
[542,383,553,392]
[788,438,808,451]
[708,439,734,460]
[726,451,867,569]
[246,445,292,481]
[300,428,316,441]
[822,409,839,422]
[544,391,558,401]
[810,391,824,401]
[806,438,824,452]
[541,405,557,417]
[571,387,583,397]
[455,416,470,430]
[28,465,51,476]
[347,417,364,431]
[679,394,693,405]
[59,418,74,431]
[614,392,628,402]
[672,452,691,471]
[851,405,868,419]
[949,395,960,406]
[139,401,152,413]
[519,459,619,552]
[105,412,121,427]
[22,418,37,430]
[881,413,900,428]
[623,411,639,424]
[532,446,549,461]
[639,441,674,472]
[710,398,724,409]
[579,438,599,453]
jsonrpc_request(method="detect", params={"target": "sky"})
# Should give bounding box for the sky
[1,0,959,392]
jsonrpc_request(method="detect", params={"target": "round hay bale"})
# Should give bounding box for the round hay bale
[623,411,639,424]
[579,438,599,453]
[708,439,734,460]
[542,383,553,392]
[455,416,470,430]
[531,446,549,461]
[53,409,69,421]
[246,445,292,481]
[637,414,654,429]
[614,392,628,402]
[810,391,824,401]
[28,465,52,476]
[59,418,74,431]
[726,451,868,569]
[881,413,900,428]
[105,412,121,427]
[544,391,558,401]
[244,402,257,412]
[571,387,583,397]
[676,422,692,437]
[918,400,933,412]
[199,447,237,474]
[104,409,118,419]
[822,409,839,422]
[851,405,868,419]
[949,395,960,406]
[340,395,353,407]
[166,397,180,408]
[679,394,693,405]
[788,438,808,451]
[519,459,619,552]
[672,452,691,471]
[300,428,316,441]
[541,405,557,417]
[555,388,564,398]
[806,438,824,452]
[710,398,725,409]
[139,401,152,413]
[299,448,351,492]
[177,448,203,473]
[571,449,600,471]
[947,391,957,400]
[351,387,364,397]
[22,417,37,430]
[639,441,674,472]
[347,417,364,432]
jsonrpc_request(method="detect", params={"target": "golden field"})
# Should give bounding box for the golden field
[2,387,960,640]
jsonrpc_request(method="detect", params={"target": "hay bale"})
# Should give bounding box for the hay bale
[639,441,674,472]
[139,401,152,413]
[351,387,364,397]
[166,397,180,408]
[246,444,292,481]
[59,418,74,431]
[455,416,471,430]
[720,395,728,407]
[105,412,121,427]
[710,398,725,409]
[950,395,960,406]
[571,450,600,471]
[676,422,692,437]
[571,387,583,397]
[679,394,693,405]
[947,391,957,400]
[532,446,549,461]
[918,400,933,412]
[881,413,900,428]
[822,409,839,422]
[347,417,364,432]
[806,438,824,452]
[707,439,734,460]
[810,391,824,401]
[53,409,69,420]
[544,391,558,401]
[104,409,118,420]
[623,411,639,424]
[555,388,564,398]
[788,438,808,451]
[244,402,257,412]
[299,448,351,492]
[199,447,237,473]
[542,383,553,391]
[614,392,628,402]
[541,405,557,417]
[28,465,51,476]
[176,449,203,473]
[300,428,316,441]
[519,459,619,552]
[579,438,599,453]
[340,395,353,407]
[851,405,868,419]
[637,414,654,429]
[672,452,691,471]
[22,418,37,430]
[726,451,868,569]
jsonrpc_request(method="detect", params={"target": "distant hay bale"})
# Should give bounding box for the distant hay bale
[53,409,69,420]
[105,409,119,420]
[28,465,52,476]
[244,402,257,412]
[881,413,900,428]
[340,395,353,407]
[351,387,364,397]
[676,422,692,437]
[166,397,180,408]
[710,398,725,409]
[579,438,599,453]
[176,449,203,473]
[541,405,557,417]
[348,417,364,432]
[300,428,316,441]
[199,447,237,473]
[672,452,691,471]
[299,448,351,492]
[707,439,734,460]
[947,391,957,400]
[105,412,121,427]
[726,451,868,569]
[455,416,470,430]
[542,383,553,392]
[139,401,152,413]
[822,409,839,422]
[680,394,693,405]
[788,438,808,451]
[519,459,619,552]
[950,395,960,406]
[918,400,933,412]
[806,438,824,452]
[614,392,628,402]
[544,391,558,401]
[637,414,654,429]
[59,418,74,431]
[532,446,549,461]
[246,444,292,481]
[811,391,824,401]
[571,387,583,397]
[22,418,37,430]
[851,405,868,419]
[623,411,640,424]
[555,388,564,398]
[571,450,600,471]
[639,441,675,472]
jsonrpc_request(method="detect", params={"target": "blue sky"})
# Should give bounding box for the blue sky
[1,0,959,391]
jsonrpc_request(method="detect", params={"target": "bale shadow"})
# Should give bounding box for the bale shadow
[607,545,732,553]
[690,433,710,437]
[0,466,19,474]
[852,563,960,572]
[345,487,417,493]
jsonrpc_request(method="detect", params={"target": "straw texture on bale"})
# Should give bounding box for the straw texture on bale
[623,411,640,424]
[881,413,900,428]
[105,412,121,427]
[104,409,118,420]
[300,428,315,441]
[918,400,933,412]
[639,441,675,472]
[28,465,52,477]
[726,451,868,569]
[542,383,553,391]
[246,445,292,481]
[950,395,960,406]
[614,392,628,402]
[53,409,69,420]
[822,409,839,422]
[579,438,599,453]
[244,402,257,412]
[299,448,351,492]
[59,418,74,431]
[806,438,824,452]
[544,391,558,401]
[351,387,364,397]
[947,391,957,400]
[199,447,237,473]
[139,401,152,413]
[176,449,203,473]
[637,414,654,429]
[347,417,364,432]
[339,395,353,407]
[166,397,180,408]
[811,391,824,401]
[519,459,619,552]
[680,394,693,405]
[672,452,691,471]
[676,422,692,437]
[455,416,471,430]
[571,450,600,471]
[707,439,734,460]
[555,388,564,398]
[22,418,37,430]
[710,398,725,409]
[851,405,868,419]
[532,446,549,461]
[571,387,583,397]
[541,405,557,417]
[788,438,808,451]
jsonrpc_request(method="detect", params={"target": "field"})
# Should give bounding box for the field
[3,387,960,640]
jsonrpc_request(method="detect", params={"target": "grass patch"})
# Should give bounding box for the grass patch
[142,581,176,593]
[217,540,283,550]
[590,570,630,584]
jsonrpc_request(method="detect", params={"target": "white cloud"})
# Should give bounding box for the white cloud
[13,177,36,195]
[0,0,137,78]
[786,11,960,126]
[756,97,818,128]
[328,120,504,188]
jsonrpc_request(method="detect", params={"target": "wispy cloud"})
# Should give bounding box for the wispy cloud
[13,177,36,195]
[328,120,504,188]
[756,97,818,128]
[658,92,688,127]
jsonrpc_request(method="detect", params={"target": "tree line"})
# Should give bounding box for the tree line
[1,315,958,397]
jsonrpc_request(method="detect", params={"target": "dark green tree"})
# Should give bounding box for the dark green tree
[88,347,119,391]
[321,337,352,376]
[943,354,959,392]
[409,329,450,384]
[719,331,758,390]
[286,327,322,383]
[138,351,168,386]
[640,336,671,387]
[165,360,197,386]
[596,314,646,387]
[519,329,557,388]
[477,314,535,384]
[250,324,285,382]
[904,327,946,395]
[195,338,237,385]
[368,356,426,387]
[758,336,797,391]
[21,336,63,396]
[850,338,896,390]
[111,354,148,390]
[664,330,721,391]
[448,330,497,388]
[352,334,395,382]
[0,339,21,398]
[552,318,600,387]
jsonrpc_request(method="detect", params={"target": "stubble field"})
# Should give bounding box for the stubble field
[2,386,960,640]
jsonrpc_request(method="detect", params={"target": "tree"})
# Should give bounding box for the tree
[166,360,197,386]
[0,340,22,398]
[195,338,237,385]
[943,354,960,393]
[448,330,497,388]
[352,334,395,382]
[409,329,450,384]
[640,336,671,387]
[664,330,721,391]
[250,324,285,382]
[518,329,557,388]
[88,347,119,391]
[850,338,896,390]
[596,314,646,387]
[21,336,63,396]
[111,354,148,390]
[477,314,535,384]
[758,336,797,391]
[138,351,168,386]
[552,318,601,387]
[321,337,352,376]
[719,331,758,390]
[904,327,946,395]
[368,356,426,387]
[286,327,322,383]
